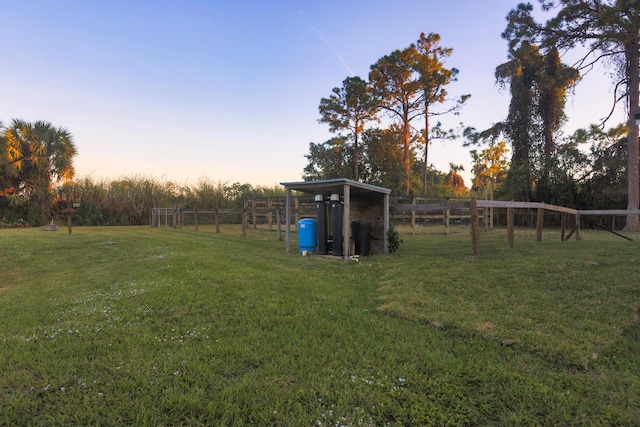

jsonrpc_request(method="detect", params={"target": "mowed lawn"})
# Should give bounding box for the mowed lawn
[1,225,639,426]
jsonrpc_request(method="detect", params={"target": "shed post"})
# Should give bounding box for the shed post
[343,183,351,261]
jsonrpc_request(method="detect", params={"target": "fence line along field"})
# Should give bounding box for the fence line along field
[1,225,639,425]
[156,197,640,258]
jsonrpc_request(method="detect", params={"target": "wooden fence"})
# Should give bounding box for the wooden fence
[472,200,640,256]
[390,197,477,234]
[153,199,640,256]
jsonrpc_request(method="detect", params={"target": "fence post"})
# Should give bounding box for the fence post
[470,199,481,256]
[445,198,451,235]
[194,207,199,231]
[483,182,488,232]
[214,208,220,233]
[489,179,494,230]
[507,205,514,248]
[242,202,247,237]
[172,204,177,229]
[252,199,257,229]
[276,208,282,241]
[576,213,581,240]
[268,197,273,231]
[536,207,544,242]
[560,212,566,241]
[411,196,416,235]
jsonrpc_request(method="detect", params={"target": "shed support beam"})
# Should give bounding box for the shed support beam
[343,184,351,261]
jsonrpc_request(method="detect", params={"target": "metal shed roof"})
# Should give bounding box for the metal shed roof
[280,178,391,196]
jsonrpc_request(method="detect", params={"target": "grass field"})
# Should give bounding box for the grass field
[1,225,639,426]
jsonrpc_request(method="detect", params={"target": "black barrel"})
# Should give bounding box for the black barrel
[330,196,343,256]
[316,195,328,255]
[359,221,371,256]
[351,220,372,256]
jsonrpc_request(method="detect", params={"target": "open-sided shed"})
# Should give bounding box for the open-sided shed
[280,178,391,259]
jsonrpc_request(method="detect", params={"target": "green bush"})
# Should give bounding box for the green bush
[387,223,403,253]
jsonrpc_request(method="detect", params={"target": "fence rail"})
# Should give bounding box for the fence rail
[153,198,640,255]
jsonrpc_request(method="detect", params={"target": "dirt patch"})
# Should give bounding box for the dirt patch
[478,322,495,331]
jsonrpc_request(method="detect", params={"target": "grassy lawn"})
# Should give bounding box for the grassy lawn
[1,225,639,426]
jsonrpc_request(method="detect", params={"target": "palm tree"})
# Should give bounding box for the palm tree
[1,120,22,207]
[4,119,76,223]
[447,163,465,198]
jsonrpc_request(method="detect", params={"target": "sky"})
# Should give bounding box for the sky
[0,0,626,189]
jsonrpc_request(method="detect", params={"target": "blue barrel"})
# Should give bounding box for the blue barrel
[298,218,317,253]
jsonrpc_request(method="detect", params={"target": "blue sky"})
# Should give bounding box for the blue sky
[1,1,624,188]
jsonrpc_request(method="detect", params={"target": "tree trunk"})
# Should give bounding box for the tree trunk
[404,113,412,196]
[354,129,359,181]
[624,35,640,231]
[422,106,430,197]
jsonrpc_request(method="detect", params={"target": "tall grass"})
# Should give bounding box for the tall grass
[1,226,639,425]
[47,176,288,227]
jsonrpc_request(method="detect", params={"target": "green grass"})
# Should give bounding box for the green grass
[1,225,639,426]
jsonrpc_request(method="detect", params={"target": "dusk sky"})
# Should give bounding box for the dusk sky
[1,1,625,188]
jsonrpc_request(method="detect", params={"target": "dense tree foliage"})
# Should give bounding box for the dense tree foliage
[318,77,379,181]
[470,140,510,194]
[369,46,423,195]
[1,119,76,225]
[309,33,468,197]
[490,40,579,201]
[302,136,353,182]
[503,0,640,228]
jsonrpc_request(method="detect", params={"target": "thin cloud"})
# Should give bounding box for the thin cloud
[297,8,355,76]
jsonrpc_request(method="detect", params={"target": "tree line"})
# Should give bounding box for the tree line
[306,32,469,197]
[0,119,285,227]
[306,1,640,228]
[2,1,639,228]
